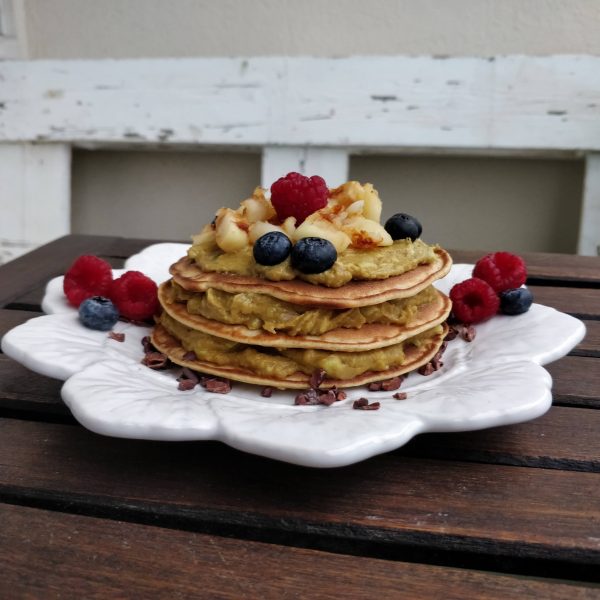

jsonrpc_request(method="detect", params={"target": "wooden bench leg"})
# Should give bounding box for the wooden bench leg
[578,153,600,256]
[261,146,349,189]
[0,143,71,264]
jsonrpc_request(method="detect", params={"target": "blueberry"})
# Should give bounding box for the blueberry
[253,231,292,266]
[79,296,120,331]
[499,288,533,315]
[384,213,422,241]
[291,237,337,274]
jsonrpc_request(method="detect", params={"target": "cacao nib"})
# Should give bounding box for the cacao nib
[142,351,169,370]
[182,350,198,361]
[309,368,326,389]
[261,387,274,398]
[444,326,459,341]
[461,325,476,342]
[381,376,403,391]
[418,362,436,376]
[368,381,383,392]
[178,378,197,391]
[179,367,199,384]
[353,398,380,411]
[141,336,154,353]
[393,392,408,400]
[353,398,369,409]
[204,378,232,394]
[294,393,310,405]
[318,389,337,406]
[108,331,125,342]
[334,388,347,401]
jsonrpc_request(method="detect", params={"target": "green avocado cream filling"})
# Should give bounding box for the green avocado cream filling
[159,312,443,380]
[166,283,438,337]
[187,233,437,288]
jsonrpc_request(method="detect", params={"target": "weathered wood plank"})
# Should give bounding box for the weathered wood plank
[548,356,600,407]
[0,143,71,264]
[571,320,600,357]
[261,146,349,188]
[579,153,600,255]
[527,286,600,319]
[3,504,597,600]
[0,235,123,307]
[1,56,600,152]
[406,406,600,471]
[1,418,599,571]
[0,356,67,418]
[0,308,40,337]
[450,249,600,284]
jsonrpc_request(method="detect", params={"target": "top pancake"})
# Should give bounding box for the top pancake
[170,247,452,309]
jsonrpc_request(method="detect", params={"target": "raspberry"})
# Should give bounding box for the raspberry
[450,277,500,324]
[473,252,527,293]
[63,255,113,308]
[270,172,329,224]
[109,271,159,321]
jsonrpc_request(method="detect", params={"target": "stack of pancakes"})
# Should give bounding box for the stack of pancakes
[151,248,453,389]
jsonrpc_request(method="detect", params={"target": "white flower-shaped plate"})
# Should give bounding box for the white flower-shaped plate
[2,243,586,468]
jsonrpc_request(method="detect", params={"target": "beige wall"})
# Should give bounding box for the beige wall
[73,150,583,254]
[22,0,600,58]
[71,150,261,241]
[21,0,596,252]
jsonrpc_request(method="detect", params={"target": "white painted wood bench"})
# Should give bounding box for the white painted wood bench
[1,55,599,262]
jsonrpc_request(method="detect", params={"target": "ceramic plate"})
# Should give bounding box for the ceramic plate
[2,243,586,467]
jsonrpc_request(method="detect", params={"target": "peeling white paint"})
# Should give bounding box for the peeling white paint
[0,55,598,151]
[0,55,599,257]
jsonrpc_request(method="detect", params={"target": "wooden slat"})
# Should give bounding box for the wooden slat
[572,320,600,357]
[405,406,600,472]
[548,356,600,407]
[450,249,600,285]
[0,235,121,307]
[0,419,599,571]
[0,308,40,337]
[527,286,600,319]
[0,356,67,419]
[2,56,600,153]
[2,504,596,600]
[579,153,600,255]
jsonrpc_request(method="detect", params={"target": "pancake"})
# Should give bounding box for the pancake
[158,281,452,351]
[170,247,452,309]
[151,321,448,390]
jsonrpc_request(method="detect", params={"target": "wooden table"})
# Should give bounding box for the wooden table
[1,235,599,599]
